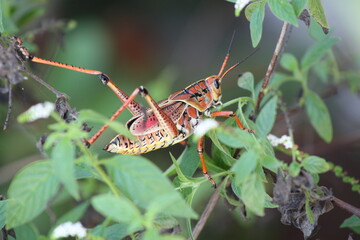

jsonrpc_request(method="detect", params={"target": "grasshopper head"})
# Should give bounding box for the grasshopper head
[205,75,222,104]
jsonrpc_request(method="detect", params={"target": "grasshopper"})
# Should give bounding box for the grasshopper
[14,36,254,187]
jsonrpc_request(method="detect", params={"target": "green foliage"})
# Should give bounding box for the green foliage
[308,0,328,29]
[51,137,79,200]
[256,96,278,137]
[301,37,339,72]
[249,1,265,48]
[2,0,358,239]
[340,215,360,234]
[6,161,60,228]
[0,0,47,34]
[92,194,143,230]
[301,156,330,174]
[14,224,39,240]
[268,0,298,26]
[305,90,333,142]
[104,155,198,219]
[0,200,7,229]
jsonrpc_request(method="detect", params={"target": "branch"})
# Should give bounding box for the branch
[190,183,222,240]
[255,22,290,113]
[19,66,67,99]
[332,196,360,218]
[3,81,12,130]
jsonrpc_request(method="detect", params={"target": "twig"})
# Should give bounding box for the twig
[332,196,360,218]
[190,184,222,240]
[3,80,13,130]
[255,22,290,113]
[19,66,67,99]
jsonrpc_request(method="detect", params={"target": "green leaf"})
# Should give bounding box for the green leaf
[264,194,278,208]
[308,0,328,29]
[245,1,264,21]
[178,144,201,177]
[14,224,39,240]
[267,0,298,26]
[78,109,135,140]
[55,201,90,227]
[240,172,266,216]
[104,155,197,219]
[216,127,255,150]
[249,1,265,48]
[232,149,258,184]
[0,0,4,33]
[261,155,283,173]
[305,90,333,142]
[92,194,142,229]
[301,37,339,71]
[305,197,315,224]
[169,153,190,183]
[256,96,278,137]
[290,0,307,17]
[289,161,301,177]
[91,223,142,240]
[308,16,326,41]
[51,138,79,200]
[6,160,60,228]
[280,53,299,73]
[340,215,360,234]
[269,72,297,88]
[0,200,7,228]
[238,72,255,97]
[208,130,237,167]
[301,156,330,174]
[164,144,199,178]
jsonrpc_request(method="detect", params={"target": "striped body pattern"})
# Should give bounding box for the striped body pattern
[103,77,220,154]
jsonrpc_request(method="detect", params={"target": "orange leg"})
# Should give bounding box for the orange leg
[14,37,179,145]
[14,36,143,116]
[86,88,140,145]
[211,111,255,133]
[197,136,216,188]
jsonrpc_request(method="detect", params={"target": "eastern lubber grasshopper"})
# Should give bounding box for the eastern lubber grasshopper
[14,35,254,188]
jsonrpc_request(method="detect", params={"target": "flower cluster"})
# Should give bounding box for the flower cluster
[52,221,87,239]
[267,134,293,149]
[17,101,55,123]
[194,119,219,137]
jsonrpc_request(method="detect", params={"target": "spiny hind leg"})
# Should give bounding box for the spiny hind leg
[197,136,216,188]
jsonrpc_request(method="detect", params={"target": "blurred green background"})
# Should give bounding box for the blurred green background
[1,0,360,239]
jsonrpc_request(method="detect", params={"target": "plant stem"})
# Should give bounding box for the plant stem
[77,141,121,198]
[256,22,290,113]
[332,196,360,218]
[190,181,222,240]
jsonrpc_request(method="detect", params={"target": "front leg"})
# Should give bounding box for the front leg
[211,111,255,133]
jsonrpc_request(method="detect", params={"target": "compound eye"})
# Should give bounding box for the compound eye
[214,78,220,89]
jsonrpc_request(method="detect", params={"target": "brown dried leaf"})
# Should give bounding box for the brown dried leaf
[273,170,333,239]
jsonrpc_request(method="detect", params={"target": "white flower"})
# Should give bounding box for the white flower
[194,119,219,137]
[267,134,293,149]
[279,135,293,149]
[52,221,87,239]
[17,101,55,123]
[267,134,280,147]
[234,0,250,11]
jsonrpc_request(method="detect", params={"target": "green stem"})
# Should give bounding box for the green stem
[77,140,121,198]
[218,97,254,110]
